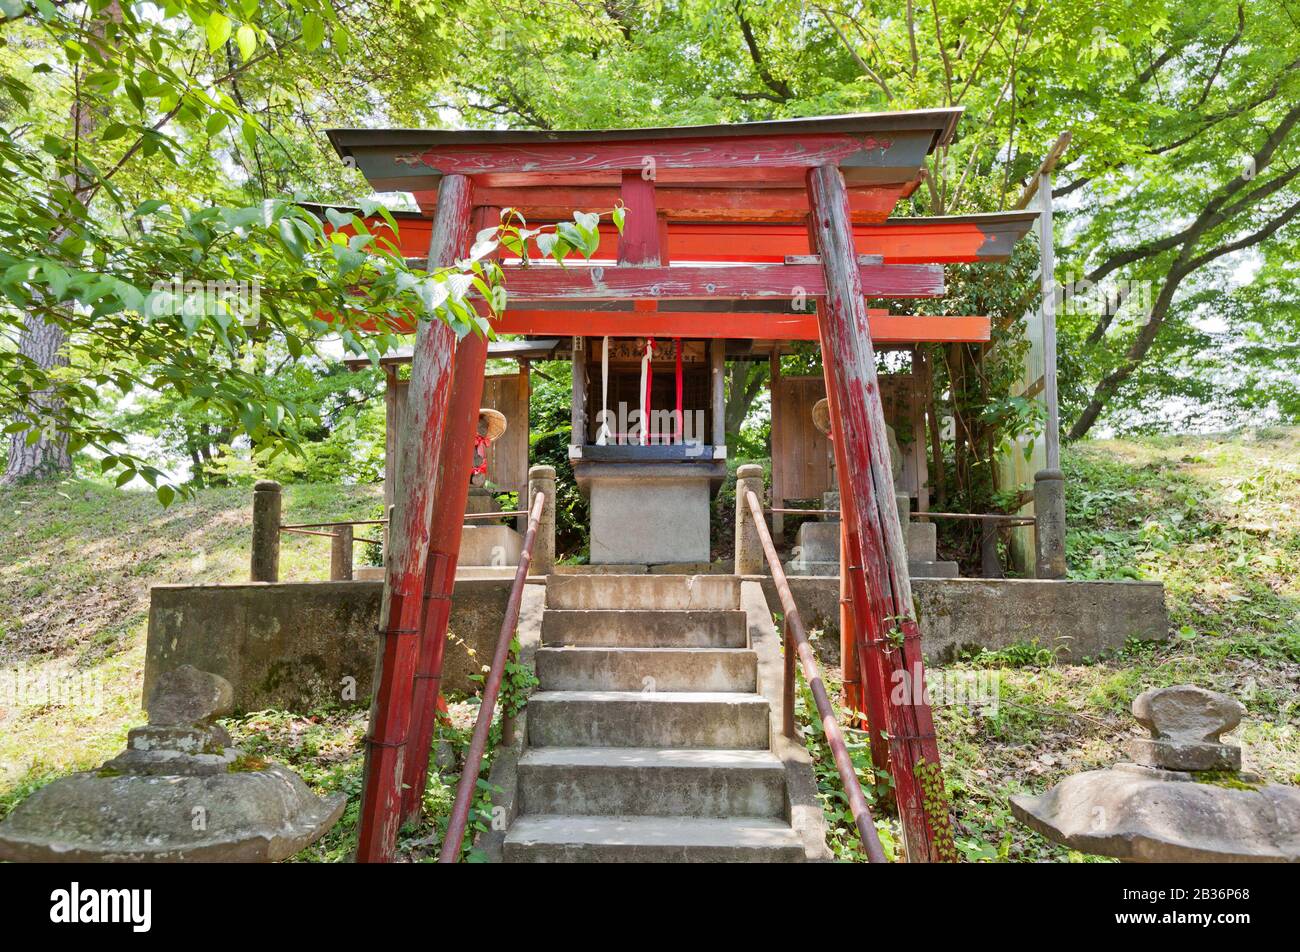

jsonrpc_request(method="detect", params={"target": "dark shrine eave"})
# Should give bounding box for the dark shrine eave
[327,109,961,155]
[325,109,963,192]
[341,338,564,370]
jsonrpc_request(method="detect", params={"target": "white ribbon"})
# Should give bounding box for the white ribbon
[596,335,610,445]
[639,338,651,446]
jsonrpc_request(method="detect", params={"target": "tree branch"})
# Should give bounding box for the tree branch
[1082,97,1300,317]
[1193,3,1244,110]
[1071,183,1300,436]
[1184,194,1300,272]
[733,1,793,102]
[815,5,892,100]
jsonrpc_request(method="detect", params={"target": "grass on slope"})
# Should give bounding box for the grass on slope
[800,428,1300,862]
[0,481,381,812]
[0,478,507,861]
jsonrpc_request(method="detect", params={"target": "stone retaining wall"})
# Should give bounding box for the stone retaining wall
[761,576,1168,664]
[144,575,1167,713]
[144,578,525,713]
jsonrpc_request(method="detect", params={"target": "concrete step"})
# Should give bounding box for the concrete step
[527,691,770,749]
[535,646,757,693]
[503,814,804,863]
[783,560,960,578]
[517,747,786,817]
[541,609,748,648]
[910,560,959,578]
[545,574,740,611]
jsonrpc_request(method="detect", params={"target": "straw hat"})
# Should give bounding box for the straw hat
[478,408,507,442]
[811,398,832,436]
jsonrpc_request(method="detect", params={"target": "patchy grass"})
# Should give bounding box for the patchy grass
[798,428,1300,862]
[0,475,506,861]
[0,479,381,809]
[220,699,498,863]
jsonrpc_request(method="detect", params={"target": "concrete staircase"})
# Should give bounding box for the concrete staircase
[502,574,807,862]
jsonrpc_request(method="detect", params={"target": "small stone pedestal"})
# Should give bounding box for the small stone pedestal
[784,493,958,578]
[465,486,501,515]
[460,487,524,567]
[578,458,722,566]
[0,666,344,862]
[1012,685,1299,862]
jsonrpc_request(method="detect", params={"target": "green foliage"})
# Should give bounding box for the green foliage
[526,360,588,557]
[220,704,497,862]
[468,636,537,723]
[1,1,624,495]
[958,640,1060,670]
[914,757,959,863]
[496,637,538,721]
[792,653,897,862]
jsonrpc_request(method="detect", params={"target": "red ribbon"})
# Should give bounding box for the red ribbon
[472,433,491,475]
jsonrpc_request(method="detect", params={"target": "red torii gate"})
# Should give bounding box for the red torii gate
[328,110,1029,863]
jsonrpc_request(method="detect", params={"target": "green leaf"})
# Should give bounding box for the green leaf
[236,24,257,60]
[279,218,305,260]
[303,12,326,50]
[42,263,72,299]
[324,206,353,231]
[557,221,597,259]
[206,12,232,51]
[156,484,175,507]
[101,122,131,142]
[611,205,626,235]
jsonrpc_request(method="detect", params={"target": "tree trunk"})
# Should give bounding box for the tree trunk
[3,0,120,484]
[2,313,71,483]
[723,360,767,437]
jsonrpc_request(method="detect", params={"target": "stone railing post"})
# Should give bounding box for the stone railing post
[250,480,281,582]
[734,463,766,575]
[330,524,354,581]
[528,465,556,576]
[1034,469,1067,579]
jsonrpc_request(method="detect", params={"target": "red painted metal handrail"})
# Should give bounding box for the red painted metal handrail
[744,489,888,863]
[438,488,547,863]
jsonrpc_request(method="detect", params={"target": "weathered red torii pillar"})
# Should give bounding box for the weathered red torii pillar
[399,208,497,826]
[808,165,956,862]
[354,174,475,863]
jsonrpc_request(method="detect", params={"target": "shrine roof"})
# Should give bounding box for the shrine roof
[325,109,962,193]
